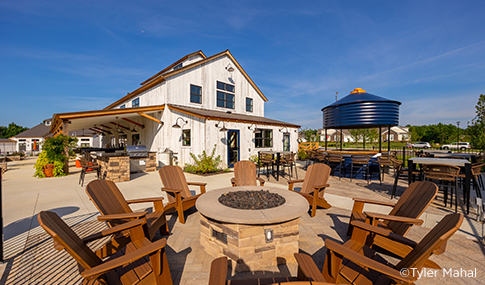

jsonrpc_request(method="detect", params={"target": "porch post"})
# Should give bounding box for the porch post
[62,120,70,175]
[325,128,327,151]
[379,126,382,153]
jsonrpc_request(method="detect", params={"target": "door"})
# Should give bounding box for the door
[283,134,290,151]
[227,130,239,168]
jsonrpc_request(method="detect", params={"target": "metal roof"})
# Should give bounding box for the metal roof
[322,88,401,129]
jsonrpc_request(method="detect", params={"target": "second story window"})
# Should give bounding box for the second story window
[246,98,253,112]
[132,98,140,108]
[190,85,202,104]
[216,81,235,109]
[120,104,125,108]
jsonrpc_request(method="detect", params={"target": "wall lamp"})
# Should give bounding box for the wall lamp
[172,117,188,128]
[225,64,234,72]
[248,123,261,134]
[216,121,228,132]
[279,127,290,135]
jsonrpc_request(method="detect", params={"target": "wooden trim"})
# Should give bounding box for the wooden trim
[100,124,113,129]
[121,118,145,129]
[137,112,163,125]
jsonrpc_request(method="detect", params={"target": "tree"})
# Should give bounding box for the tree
[0,122,29,138]
[301,128,318,142]
[467,94,485,149]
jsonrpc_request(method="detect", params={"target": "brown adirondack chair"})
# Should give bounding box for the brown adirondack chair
[295,213,463,284]
[288,163,332,217]
[231,160,265,187]
[38,211,173,285]
[85,179,168,257]
[158,165,207,224]
[209,256,332,285]
[346,181,438,256]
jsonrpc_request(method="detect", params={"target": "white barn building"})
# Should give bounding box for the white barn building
[50,50,300,168]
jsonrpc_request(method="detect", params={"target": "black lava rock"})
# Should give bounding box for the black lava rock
[218,190,286,210]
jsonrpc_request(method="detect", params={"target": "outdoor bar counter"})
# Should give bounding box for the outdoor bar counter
[95,152,157,183]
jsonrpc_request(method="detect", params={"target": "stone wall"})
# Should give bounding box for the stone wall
[200,215,299,272]
[97,156,130,183]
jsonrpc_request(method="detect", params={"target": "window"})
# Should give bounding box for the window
[120,104,125,108]
[390,134,394,141]
[190,85,202,104]
[182,130,191,146]
[255,129,273,148]
[246,98,253,112]
[81,138,90,142]
[283,134,290,151]
[132,98,139,108]
[216,81,235,109]
[173,63,183,70]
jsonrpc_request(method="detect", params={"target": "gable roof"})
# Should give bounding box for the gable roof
[14,123,50,138]
[104,50,268,110]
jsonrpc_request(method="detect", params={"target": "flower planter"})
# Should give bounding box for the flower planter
[43,163,55,177]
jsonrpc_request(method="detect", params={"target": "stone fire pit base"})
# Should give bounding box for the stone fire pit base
[200,214,300,272]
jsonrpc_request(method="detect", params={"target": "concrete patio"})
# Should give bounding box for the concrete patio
[0,156,484,284]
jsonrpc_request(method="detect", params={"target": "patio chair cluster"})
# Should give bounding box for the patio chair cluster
[36,159,467,284]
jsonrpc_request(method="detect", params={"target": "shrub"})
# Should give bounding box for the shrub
[184,144,223,174]
[297,149,308,160]
[33,134,78,178]
[249,154,261,166]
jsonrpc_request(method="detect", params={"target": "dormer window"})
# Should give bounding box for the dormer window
[132,98,139,108]
[216,81,235,109]
[120,104,126,108]
[173,63,183,70]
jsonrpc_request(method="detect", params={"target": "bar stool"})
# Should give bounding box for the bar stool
[350,154,370,184]
[259,153,273,178]
[390,157,423,199]
[327,153,344,180]
[280,152,298,179]
[422,164,460,212]
[377,153,392,184]
[79,157,100,187]
[458,163,484,200]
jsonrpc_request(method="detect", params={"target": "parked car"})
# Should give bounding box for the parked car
[411,142,431,149]
[441,142,471,150]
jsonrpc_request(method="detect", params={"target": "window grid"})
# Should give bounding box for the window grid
[132,98,140,108]
[182,130,191,146]
[246,98,253,112]
[216,81,235,109]
[190,85,202,104]
[255,129,273,148]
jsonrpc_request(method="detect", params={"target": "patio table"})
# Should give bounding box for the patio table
[258,151,291,181]
[429,152,476,162]
[408,157,472,214]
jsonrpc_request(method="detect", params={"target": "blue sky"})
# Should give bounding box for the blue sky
[1,0,484,130]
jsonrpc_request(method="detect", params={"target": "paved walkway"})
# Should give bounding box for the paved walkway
[0,157,484,284]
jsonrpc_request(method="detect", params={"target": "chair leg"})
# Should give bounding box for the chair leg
[177,205,185,224]
[350,163,353,182]
[392,172,399,199]
[454,179,458,213]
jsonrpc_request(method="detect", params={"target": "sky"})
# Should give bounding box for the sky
[1,0,484,130]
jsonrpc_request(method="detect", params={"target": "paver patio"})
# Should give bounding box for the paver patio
[0,157,484,284]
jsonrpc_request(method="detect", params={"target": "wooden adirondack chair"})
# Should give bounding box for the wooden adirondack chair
[209,256,332,285]
[346,181,438,256]
[295,213,463,285]
[158,165,207,224]
[231,160,265,187]
[38,211,173,285]
[288,163,332,217]
[85,179,168,257]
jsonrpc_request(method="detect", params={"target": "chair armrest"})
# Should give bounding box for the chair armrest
[187,182,207,194]
[256,177,265,186]
[161,187,182,193]
[126,197,164,204]
[208,257,228,285]
[82,219,147,243]
[294,253,327,282]
[97,211,148,221]
[350,220,418,248]
[313,184,329,190]
[364,212,424,225]
[352,198,396,207]
[324,239,415,284]
[288,179,304,191]
[81,238,167,279]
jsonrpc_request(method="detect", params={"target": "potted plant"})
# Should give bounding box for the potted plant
[34,135,78,178]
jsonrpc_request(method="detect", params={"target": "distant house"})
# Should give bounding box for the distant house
[318,129,353,143]
[12,119,97,154]
[381,126,409,142]
[50,50,300,168]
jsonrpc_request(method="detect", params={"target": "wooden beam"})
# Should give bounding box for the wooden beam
[89,128,102,134]
[122,118,145,129]
[109,122,130,130]
[137,112,163,125]
[100,124,113,129]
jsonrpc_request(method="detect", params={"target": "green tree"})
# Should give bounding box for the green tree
[467,94,485,149]
[0,122,29,138]
[301,128,318,142]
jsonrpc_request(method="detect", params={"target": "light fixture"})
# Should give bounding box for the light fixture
[172,117,188,128]
[248,123,261,134]
[216,121,228,132]
[225,64,234,72]
[279,127,290,135]
[264,228,273,243]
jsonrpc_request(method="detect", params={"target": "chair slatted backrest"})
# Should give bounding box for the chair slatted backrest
[327,153,343,163]
[234,160,258,186]
[386,181,438,236]
[390,157,403,172]
[422,164,461,181]
[301,163,331,199]
[472,163,485,176]
[158,165,192,204]
[38,211,103,272]
[351,154,370,164]
[86,180,133,228]
[396,213,463,271]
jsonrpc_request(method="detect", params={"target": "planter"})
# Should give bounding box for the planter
[44,163,55,177]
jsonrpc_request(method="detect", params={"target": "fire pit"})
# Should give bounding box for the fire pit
[196,186,308,272]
